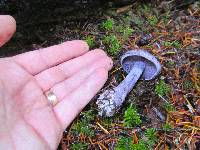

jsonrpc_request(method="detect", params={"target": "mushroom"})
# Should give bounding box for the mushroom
[96,50,161,117]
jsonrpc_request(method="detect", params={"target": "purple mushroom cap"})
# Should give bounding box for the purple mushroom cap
[121,50,161,80]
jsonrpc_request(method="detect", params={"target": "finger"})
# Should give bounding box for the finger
[54,68,108,129]
[13,40,89,75]
[35,49,109,91]
[50,56,113,101]
[0,15,16,47]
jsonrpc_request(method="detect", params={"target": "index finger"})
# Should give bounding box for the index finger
[13,40,89,75]
[0,15,16,47]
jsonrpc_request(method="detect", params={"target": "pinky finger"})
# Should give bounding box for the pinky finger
[53,68,108,129]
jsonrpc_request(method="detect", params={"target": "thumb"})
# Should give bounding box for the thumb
[0,15,16,47]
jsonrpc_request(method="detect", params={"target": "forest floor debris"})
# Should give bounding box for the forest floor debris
[1,1,199,149]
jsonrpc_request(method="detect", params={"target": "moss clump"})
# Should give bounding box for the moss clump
[155,80,171,96]
[148,15,158,26]
[103,35,121,55]
[123,105,142,127]
[85,35,95,48]
[163,40,181,48]
[133,16,144,27]
[166,60,176,68]
[183,80,194,90]
[163,123,173,132]
[115,128,157,150]
[163,102,176,112]
[132,140,148,150]
[145,128,157,148]
[172,41,181,49]
[71,142,88,150]
[71,120,94,137]
[102,19,114,31]
[122,27,134,40]
[115,137,151,150]
[100,17,134,56]
[115,136,134,150]
[71,110,95,137]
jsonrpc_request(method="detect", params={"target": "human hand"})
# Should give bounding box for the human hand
[0,15,113,149]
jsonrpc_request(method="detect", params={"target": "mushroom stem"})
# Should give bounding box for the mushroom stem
[96,61,146,117]
[114,61,146,106]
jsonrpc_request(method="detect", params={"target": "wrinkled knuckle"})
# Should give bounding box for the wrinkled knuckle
[93,49,107,57]
[102,57,113,70]
[78,40,89,51]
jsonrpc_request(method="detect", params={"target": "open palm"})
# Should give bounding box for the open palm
[0,16,113,149]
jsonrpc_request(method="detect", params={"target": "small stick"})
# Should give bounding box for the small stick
[96,122,110,134]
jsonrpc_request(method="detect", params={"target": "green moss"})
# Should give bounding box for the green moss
[145,128,157,148]
[122,16,132,26]
[103,35,121,55]
[123,105,142,127]
[122,27,134,40]
[133,16,143,26]
[115,136,134,150]
[141,4,151,14]
[102,19,114,31]
[85,35,95,47]
[172,41,181,48]
[101,16,134,56]
[163,41,181,48]
[163,102,176,112]
[155,80,171,96]
[102,117,113,128]
[71,120,94,137]
[80,109,96,121]
[148,15,158,26]
[163,123,173,132]
[132,140,148,150]
[71,142,88,150]
[71,110,95,137]
[183,80,194,90]
[115,25,134,41]
[115,128,157,150]
[162,12,171,24]
[163,41,172,47]
[166,60,175,68]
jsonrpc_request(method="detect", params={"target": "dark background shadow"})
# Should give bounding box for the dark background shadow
[0,0,195,56]
[0,0,135,56]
